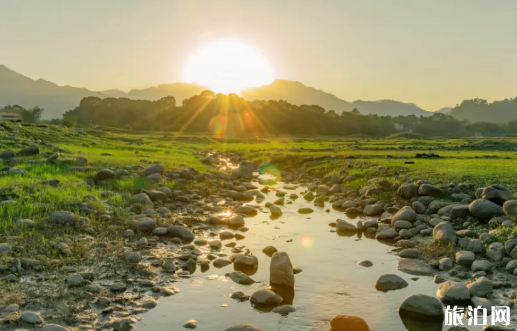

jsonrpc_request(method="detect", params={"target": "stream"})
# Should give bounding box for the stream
[135,174,484,331]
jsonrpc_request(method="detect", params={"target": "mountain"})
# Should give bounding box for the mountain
[1,65,443,119]
[102,83,207,104]
[436,107,453,114]
[241,80,434,116]
[0,64,106,119]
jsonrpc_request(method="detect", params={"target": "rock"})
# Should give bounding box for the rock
[471,260,494,272]
[18,145,39,156]
[298,207,314,214]
[250,289,283,306]
[136,217,157,232]
[230,271,255,285]
[20,311,43,324]
[398,294,444,321]
[269,205,282,216]
[213,259,232,268]
[95,168,114,181]
[42,324,69,331]
[183,320,198,329]
[439,258,454,271]
[262,246,278,256]
[391,206,416,225]
[376,228,398,240]
[433,221,457,245]
[363,204,384,216]
[398,183,419,199]
[467,276,493,297]
[132,193,154,209]
[0,243,12,255]
[225,324,263,331]
[358,260,373,267]
[482,185,514,205]
[49,211,78,226]
[111,318,133,331]
[471,296,492,312]
[394,220,413,230]
[271,305,296,314]
[418,184,443,197]
[124,252,141,264]
[143,164,164,176]
[467,239,485,254]
[234,255,258,272]
[506,259,517,272]
[437,281,470,303]
[503,200,517,221]
[451,205,471,218]
[397,258,434,276]
[375,274,409,292]
[167,226,195,243]
[412,201,427,214]
[455,251,475,266]
[235,206,257,217]
[487,242,505,261]
[399,248,420,259]
[162,260,176,273]
[227,214,246,227]
[270,251,295,287]
[329,315,370,331]
[66,273,86,287]
[469,199,504,222]
[335,219,357,232]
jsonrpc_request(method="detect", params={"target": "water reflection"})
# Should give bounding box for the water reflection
[400,315,443,331]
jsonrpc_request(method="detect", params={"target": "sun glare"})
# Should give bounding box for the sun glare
[184,40,274,94]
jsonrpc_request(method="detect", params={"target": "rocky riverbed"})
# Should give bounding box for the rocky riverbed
[1,127,517,330]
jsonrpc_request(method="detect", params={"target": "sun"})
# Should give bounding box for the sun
[184,40,274,94]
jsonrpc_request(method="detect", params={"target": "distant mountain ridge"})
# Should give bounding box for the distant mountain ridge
[1,64,442,119]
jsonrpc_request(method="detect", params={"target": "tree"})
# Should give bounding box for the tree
[19,106,44,123]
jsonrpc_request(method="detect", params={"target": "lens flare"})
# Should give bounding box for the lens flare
[259,163,281,179]
[300,234,313,248]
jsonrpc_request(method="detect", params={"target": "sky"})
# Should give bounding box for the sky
[2,0,517,110]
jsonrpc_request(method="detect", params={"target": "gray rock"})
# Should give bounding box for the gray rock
[412,201,427,214]
[433,221,457,245]
[270,251,295,287]
[269,205,282,216]
[394,220,413,230]
[132,193,154,209]
[213,259,232,268]
[124,252,141,264]
[49,211,78,226]
[467,276,493,297]
[230,271,255,285]
[94,168,114,181]
[398,183,419,199]
[136,217,157,232]
[439,257,454,271]
[437,281,470,303]
[419,184,443,197]
[183,320,198,329]
[399,248,420,259]
[397,258,434,276]
[0,243,12,255]
[503,200,517,221]
[363,204,384,216]
[66,273,86,287]
[398,294,444,321]
[456,251,475,266]
[482,185,514,205]
[469,199,504,222]
[486,242,505,261]
[506,259,517,272]
[335,219,357,232]
[20,311,43,324]
[375,274,408,292]
[376,228,398,240]
[143,164,164,176]
[271,305,296,314]
[234,255,258,271]
[167,226,195,243]
[471,260,494,272]
[250,289,283,306]
[467,239,485,254]
[391,206,416,225]
[235,206,257,217]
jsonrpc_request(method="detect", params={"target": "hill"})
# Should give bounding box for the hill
[0,65,106,119]
[241,80,434,116]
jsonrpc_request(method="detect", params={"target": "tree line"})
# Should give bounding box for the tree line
[4,92,517,137]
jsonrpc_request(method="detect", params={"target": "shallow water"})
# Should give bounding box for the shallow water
[136,179,485,331]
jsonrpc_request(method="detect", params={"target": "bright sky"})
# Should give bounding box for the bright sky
[2,0,517,110]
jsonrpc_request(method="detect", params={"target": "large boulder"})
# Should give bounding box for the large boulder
[270,252,295,287]
[398,294,444,321]
[433,222,457,245]
[398,183,419,199]
[482,185,514,205]
[329,315,369,331]
[391,206,416,225]
[418,184,443,197]
[166,226,195,243]
[437,281,470,303]
[468,199,504,222]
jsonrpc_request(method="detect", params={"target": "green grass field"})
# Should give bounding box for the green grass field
[2,123,517,262]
